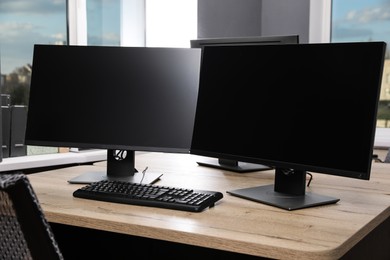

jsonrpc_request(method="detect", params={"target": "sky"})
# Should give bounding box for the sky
[1,0,390,74]
[331,0,390,43]
[0,0,120,74]
[0,0,67,74]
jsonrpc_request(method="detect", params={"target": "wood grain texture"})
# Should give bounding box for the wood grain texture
[27,152,390,259]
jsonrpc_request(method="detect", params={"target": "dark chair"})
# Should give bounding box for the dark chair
[0,173,63,259]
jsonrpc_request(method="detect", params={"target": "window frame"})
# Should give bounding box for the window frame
[68,0,389,148]
[67,0,87,45]
[67,0,146,46]
[3,0,386,171]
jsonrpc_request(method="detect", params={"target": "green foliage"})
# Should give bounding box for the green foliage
[377,101,390,120]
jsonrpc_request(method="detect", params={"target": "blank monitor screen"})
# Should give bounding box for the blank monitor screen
[26,45,201,184]
[191,35,299,172]
[191,42,386,210]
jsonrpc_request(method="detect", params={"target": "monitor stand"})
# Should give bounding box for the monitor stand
[68,150,163,184]
[197,158,271,173]
[227,168,339,210]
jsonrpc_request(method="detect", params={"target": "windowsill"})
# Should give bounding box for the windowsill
[374,128,390,149]
[0,149,107,172]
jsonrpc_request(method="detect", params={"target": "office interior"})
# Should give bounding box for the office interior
[1,1,390,259]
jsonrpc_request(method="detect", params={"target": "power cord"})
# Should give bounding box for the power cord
[372,154,383,163]
[306,172,313,187]
[140,166,148,183]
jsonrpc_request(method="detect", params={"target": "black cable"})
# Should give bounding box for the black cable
[372,154,384,163]
[306,172,313,187]
[140,166,148,184]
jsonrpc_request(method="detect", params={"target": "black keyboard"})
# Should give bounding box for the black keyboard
[73,180,223,212]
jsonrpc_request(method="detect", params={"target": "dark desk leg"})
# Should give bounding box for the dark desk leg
[50,222,267,259]
[341,216,390,259]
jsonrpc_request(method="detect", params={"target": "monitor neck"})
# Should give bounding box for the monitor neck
[274,168,306,195]
[107,149,136,178]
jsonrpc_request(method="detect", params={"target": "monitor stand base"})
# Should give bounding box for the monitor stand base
[227,184,339,210]
[197,158,271,173]
[68,171,163,185]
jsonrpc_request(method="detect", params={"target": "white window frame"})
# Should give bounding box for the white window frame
[309,0,331,43]
[67,0,87,45]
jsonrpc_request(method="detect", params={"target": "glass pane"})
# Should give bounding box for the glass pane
[146,0,197,47]
[86,0,120,46]
[331,0,390,128]
[0,0,67,156]
[0,0,67,105]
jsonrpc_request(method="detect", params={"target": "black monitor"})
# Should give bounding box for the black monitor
[191,41,386,210]
[191,35,299,173]
[25,44,201,184]
[191,35,299,49]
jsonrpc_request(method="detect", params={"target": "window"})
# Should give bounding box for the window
[69,0,197,47]
[331,0,390,132]
[86,0,120,46]
[0,0,67,156]
[1,0,197,158]
[0,1,67,104]
[311,0,390,147]
[146,0,197,47]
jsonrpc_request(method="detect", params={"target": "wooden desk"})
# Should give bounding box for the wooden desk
[27,152,390,259]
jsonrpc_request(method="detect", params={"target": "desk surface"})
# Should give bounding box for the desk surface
[28,152,390,259]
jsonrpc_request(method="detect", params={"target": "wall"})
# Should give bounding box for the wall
[261,0,310,42]
[197,0,310,43]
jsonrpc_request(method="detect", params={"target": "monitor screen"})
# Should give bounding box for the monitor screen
[191,42,386,210]
[191,35,299,173]
[26,44,201,184]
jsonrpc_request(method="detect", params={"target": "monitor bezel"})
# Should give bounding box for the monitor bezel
[190,41,387,210]
[25,44,202,184]
[191,42,386,181]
